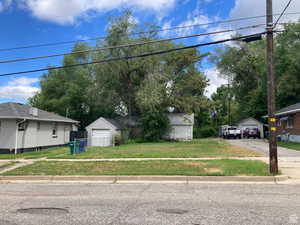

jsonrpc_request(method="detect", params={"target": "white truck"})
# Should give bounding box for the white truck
[220,125,242,139]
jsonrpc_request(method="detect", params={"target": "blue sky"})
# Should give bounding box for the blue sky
[0,0,298,103]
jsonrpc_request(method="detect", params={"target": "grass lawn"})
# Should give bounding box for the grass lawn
[0,162,18,170]
[2,159,271,176]
[278,141,300,151]
[0,139,260,160]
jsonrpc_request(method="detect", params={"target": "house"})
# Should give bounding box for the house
[86,113,194,147]
[86,117,124,147]
[273,102,300,142]
[166,113,194,141]
[237,117,264,138]
[0,102,79,154]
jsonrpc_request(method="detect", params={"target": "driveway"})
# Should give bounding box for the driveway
[226,139,300,157]
[227,139,300,179]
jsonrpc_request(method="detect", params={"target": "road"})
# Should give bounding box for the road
[227,139,300,157]
[0,183,299,225]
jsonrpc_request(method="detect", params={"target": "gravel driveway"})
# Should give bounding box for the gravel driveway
[226,139,300,157]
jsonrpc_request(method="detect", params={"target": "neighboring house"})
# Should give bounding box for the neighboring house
[86,117,124,147]
[0,102,79,154]
[166,113,194,141]
[238,117,264,139]
[273,102,300,142]
[86,113,194,147]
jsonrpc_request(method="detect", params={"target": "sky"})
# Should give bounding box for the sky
[0,0,299,103]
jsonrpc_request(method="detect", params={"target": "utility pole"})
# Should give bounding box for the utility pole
[266,0,278,174]
[227,79,231,126]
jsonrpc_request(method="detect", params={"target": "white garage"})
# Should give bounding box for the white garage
[86,118,123,147]
[237,117,264,139]
[166,113,194,141]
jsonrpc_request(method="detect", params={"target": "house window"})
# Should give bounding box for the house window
[276,119,281,127]
[52,123,58,138]
[18,122,27,131]
[287,116,294,129]
[37,122,41,130]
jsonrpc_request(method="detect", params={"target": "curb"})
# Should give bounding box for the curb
[0,175,289,184]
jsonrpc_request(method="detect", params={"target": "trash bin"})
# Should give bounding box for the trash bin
[79,140,86,152]
[69,141,80,155]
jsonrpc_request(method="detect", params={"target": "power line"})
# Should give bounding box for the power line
[1,12,300,52]
[0,24,266,64]
[274,0,293,28]
[0,32,266,77]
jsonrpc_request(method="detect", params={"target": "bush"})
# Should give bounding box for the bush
[194,126,217,138]
[140,111,170,142]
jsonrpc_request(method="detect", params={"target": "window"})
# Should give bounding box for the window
[52,123,58,138]
[37,122,41,130]
[287,116,294,129]
[18,122,27,131]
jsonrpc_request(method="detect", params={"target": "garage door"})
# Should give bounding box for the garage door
[91,130,112,147]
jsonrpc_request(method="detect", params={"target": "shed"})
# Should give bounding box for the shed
[167,113,194,141]
[85,117,123,147]
[238,117,264,138]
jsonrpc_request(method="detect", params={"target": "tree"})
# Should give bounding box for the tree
[30,10,209,137]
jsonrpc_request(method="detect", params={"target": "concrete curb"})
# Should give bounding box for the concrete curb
[0,175,289,184]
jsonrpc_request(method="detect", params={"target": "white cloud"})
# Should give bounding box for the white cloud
[204,67,227,97]
[0,77,40,100]
[0,0,12,11]
[230,0,300,27]
[19,0,176,24]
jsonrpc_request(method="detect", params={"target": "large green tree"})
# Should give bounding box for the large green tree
[30,11,209,136]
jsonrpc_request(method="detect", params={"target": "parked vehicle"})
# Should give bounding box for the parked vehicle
[243,128,261,139]
[221,125,242,139]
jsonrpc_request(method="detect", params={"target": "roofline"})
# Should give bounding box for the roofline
[238,117,263,125]
[0,116,79,123]
[263,108,300,118]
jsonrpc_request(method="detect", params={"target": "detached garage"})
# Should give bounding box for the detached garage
[238,117,264,139]
[167,113,194,141]
[86,118,123,147]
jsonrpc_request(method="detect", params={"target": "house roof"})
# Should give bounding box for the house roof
[168,113,194,125]
[0,102,78,123]
[238,117,263,125]
[104,118,124,129]
[275,102,300,116]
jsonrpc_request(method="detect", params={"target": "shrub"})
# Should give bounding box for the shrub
[140,111,170,142]
[194,126,217,138]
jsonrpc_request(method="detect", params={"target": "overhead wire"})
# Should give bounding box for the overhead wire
[0,32,266,77]
[0,24,266,64]
[274,0,293,28]
[1,12,300,52]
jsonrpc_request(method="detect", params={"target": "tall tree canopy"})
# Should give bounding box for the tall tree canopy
[30,11,209,131]
[211,21,300,124]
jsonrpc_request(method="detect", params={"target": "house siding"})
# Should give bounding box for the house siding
[0,119,17,149]
[0,119,75,151]
[277,112,300,142]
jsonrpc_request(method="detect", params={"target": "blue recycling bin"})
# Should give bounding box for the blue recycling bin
[79,140,86,152]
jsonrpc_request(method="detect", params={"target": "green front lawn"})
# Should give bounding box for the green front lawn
[2,159,271,176]
[278,141,300,151]
[0,139,259,160]
[0,162,18,170]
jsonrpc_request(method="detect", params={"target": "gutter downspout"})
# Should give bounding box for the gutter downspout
[15,119,26,155]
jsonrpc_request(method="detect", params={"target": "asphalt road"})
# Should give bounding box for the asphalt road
[227,139,300,157]
[0,183,299,225]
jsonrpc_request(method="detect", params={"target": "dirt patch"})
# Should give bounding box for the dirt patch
[224,145,261,157]
[183,161,208,167]
[204,168,223,173]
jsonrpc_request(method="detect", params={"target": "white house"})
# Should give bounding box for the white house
[166,113,194,141]
[86,113,194,147]
[0,102,79,154]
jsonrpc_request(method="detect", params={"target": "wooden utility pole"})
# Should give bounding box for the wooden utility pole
[266,0,279,174]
